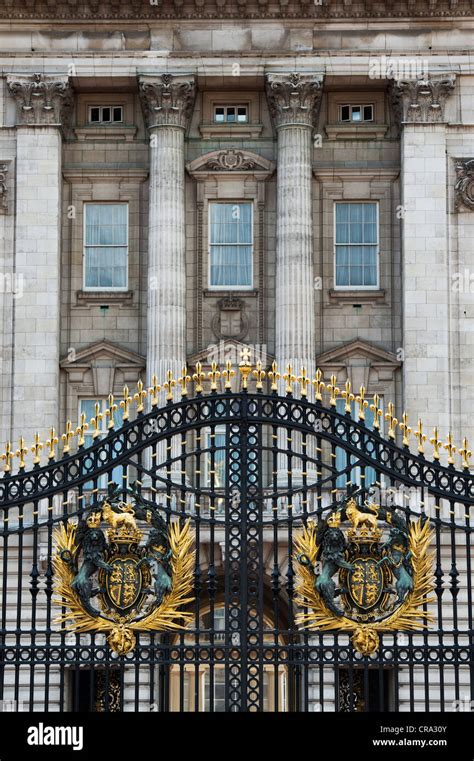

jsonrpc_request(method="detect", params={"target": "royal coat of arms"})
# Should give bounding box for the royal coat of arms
[295,492,435,655]
[53,485,194,655]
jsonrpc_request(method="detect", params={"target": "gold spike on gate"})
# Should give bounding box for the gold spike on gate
[268,361,280,392]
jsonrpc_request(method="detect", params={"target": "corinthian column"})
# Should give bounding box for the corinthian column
[265,72,323,381]
[6,73,72,449]
[139,74,196,391]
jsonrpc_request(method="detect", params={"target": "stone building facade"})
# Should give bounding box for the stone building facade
[0,0,473,713]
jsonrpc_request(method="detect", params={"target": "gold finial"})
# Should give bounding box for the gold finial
[327,375,340,407]
[208,361,221,392]
[385,402,398,440]
[370,394,383,430]
[341,379,354,414]
[75,415,88,449]
[312,368,325,402]
[31,433,43,465]
[459,437,472,470]
[222,360,235,390]
[355,386,368,421]
[414,419,427,455]
[193,362,205,394]
[1,441,13,473]
[399,411,411,447]
[46,427,59,460]
[253,360,266,391]
[268,361,280,393]
[297,367,310,398]
[430,427,442,461]
[120,385,133,421]
[134,379,147,413]
[90,404,102,440]
[105,393,117,430]
[283,364,296,395]
[178,366,191,397]
[239,348,252,391]
[15,437,28,470]
[163,370,176,401]
[61,420,75,452]
[444,432,456,466]
[148,375,161,407]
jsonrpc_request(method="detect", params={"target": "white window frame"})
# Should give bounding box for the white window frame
[207,201,254,291]
[339,103,374,123]
[88,105,124,124]
[213,104,249,123]
[201,425,227,488]
[333,200,380,291]
[83,202,129,292]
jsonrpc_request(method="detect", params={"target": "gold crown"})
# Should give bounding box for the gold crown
[86,511,102,528]
[327,511,342,528]
[106,524,143,545]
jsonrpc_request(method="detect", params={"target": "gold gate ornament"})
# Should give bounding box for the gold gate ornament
[53,493,194,655]
[294,499,435,656]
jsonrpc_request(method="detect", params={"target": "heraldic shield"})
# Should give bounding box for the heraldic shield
[53,484,195,655]
[294,490,435,655]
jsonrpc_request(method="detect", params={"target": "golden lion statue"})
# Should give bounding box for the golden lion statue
[345,498,379,531]
[101,500,137,530]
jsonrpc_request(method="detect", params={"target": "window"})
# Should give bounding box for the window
[334,202,378,289]
[209,202,253,288]
[213,105,248,123]
[203,426,227,489]
[79,399,125,490]
[340,104,374,123]
[89,105,123,124]
[335,398,381,490]
[84,203,128,290]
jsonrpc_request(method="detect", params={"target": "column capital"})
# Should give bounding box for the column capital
[6,72,72,127]
[265,72,324,129]
[390,74,456,125]
[138,73,196,130]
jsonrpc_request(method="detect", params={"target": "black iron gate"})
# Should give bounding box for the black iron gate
[0,360,473,712]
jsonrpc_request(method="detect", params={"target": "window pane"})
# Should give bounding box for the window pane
[227,107,236,122]
[214,107,225,122]
[237,107,247,122]
[90,107,100,123]
[363,203,377,243]
[351,106,361,121]
[113,107,123,122]
[335,203,350,243]
[340,105,350,122]
[102,107,111,122]
[363,105,373,121]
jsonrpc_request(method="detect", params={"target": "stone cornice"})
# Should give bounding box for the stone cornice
[1,1,474,20]
[6,73,72,128]
[138,74,196,131]
[390,74,456,124]
[265,72,324,129]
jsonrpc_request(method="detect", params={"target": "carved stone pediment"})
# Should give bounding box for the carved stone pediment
[454,159,474,211]
[61,340,145,396]
[187,149,274,180]
[316,339,401,392]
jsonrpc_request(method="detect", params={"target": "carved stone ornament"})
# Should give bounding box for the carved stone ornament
[1,1,473,20]
[205,149,257,171]
[212,298,249,341]
[0,163,9,214]
[391,75,456,124]
[455,159,474,211]
[139,74,196,130]
[6,73,73,127]
[265,72,324,129]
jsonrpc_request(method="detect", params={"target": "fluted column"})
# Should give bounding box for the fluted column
[6,73,72,448]
[139,74,196,390]
[265,72,323,381]
[266,73,323,488]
